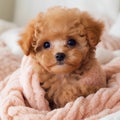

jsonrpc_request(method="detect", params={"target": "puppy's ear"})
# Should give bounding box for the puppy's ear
[18,20,35,55]
[82,13,104,47]
[86,21,104,47]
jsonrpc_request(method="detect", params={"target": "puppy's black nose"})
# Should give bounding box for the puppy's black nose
[55,52,65,61]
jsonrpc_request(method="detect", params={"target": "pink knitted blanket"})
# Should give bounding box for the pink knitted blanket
[0,23,120,119]
[0,49,120,120]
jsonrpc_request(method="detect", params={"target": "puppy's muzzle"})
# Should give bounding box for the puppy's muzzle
[55,52,65,62]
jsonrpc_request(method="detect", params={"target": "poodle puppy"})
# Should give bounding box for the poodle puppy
[19,7,106,109]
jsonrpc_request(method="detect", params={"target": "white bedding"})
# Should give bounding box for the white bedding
[100,111,120,120]
[0,19,23,56]
[0,28,23,56]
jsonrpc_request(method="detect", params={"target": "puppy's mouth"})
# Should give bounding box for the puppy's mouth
[47,61,64,67]
[57,61,64,65]
[46,60,79,74]
[47,61,75,68]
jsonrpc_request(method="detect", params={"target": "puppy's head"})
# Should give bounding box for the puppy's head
[19,7,104,74]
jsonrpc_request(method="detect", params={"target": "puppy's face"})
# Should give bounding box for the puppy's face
[19,7,104,74]
[33,30,89,74]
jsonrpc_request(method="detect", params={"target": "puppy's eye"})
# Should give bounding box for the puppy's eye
[43,42,50,49]
[67,39,76,46]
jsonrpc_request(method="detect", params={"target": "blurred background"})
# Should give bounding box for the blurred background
[0,0,120,56]
[0,0,120,26]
